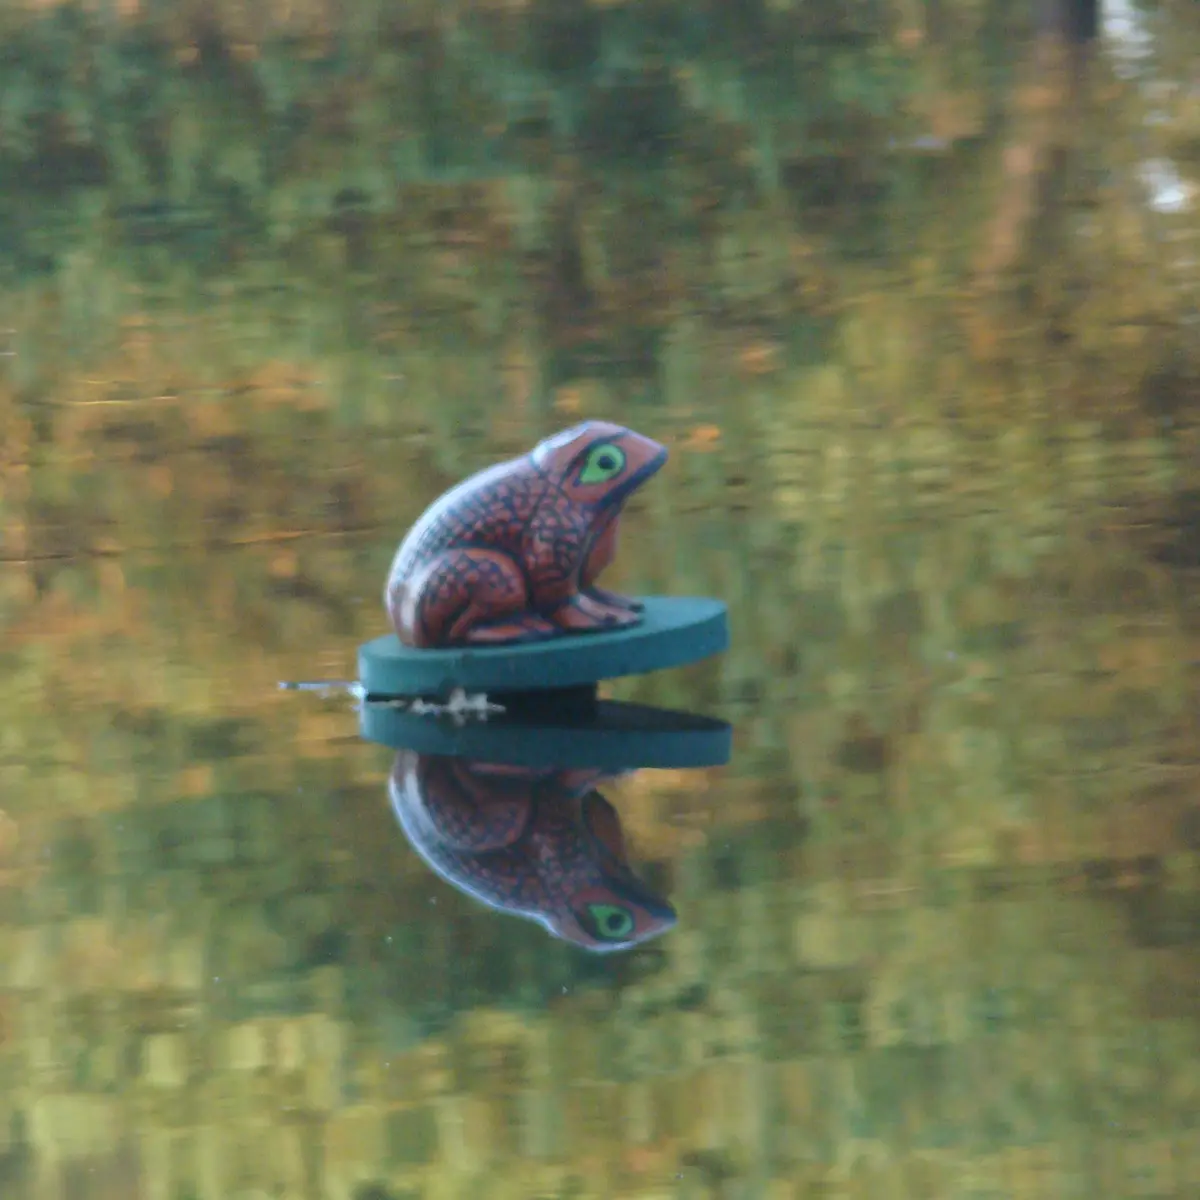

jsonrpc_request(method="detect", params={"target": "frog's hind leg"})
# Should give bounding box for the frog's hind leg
[465,612,559,645]
[407,548,558,647]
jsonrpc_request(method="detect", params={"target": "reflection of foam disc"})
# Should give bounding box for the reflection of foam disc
[358,595,728,697]
[359,699,733,770]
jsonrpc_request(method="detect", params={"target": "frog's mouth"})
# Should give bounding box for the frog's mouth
[601,442,668,513]
[580,791,677,915]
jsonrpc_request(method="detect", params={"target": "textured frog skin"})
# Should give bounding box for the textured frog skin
[385,420,668,648]
[388,750,677,952]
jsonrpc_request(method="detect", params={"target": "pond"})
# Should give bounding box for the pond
[0,1,1198,1198]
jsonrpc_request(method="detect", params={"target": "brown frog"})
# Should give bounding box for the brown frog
[385,420,667,648]
[388,750,676,952]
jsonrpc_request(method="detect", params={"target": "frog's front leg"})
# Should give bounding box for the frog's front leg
[581,585,645,614]
[550,592,641,633]
[578,518,644,615]
[525,512,640,633]
[523,545,639,633]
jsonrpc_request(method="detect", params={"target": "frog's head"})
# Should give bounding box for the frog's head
[544,791,677,953]
[531,420,668,515]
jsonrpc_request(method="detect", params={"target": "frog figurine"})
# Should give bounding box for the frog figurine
[385,420,667,648]
[388,749,676,952]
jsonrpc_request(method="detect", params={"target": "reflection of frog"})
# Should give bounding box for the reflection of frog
[388,751,676,952]
[385,420,667,648]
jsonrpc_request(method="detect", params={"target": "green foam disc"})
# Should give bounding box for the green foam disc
[359,699,732,771]
[358,595,728,698]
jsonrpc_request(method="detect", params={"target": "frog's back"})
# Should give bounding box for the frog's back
[389,456,544,579]
[388,760,550,921]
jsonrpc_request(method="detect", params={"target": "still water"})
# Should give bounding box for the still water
[1,2,1199,1198]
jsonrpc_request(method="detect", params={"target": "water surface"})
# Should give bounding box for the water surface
[1,2,1199,1198]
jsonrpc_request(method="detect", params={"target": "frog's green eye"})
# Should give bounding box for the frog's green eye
[585,902,635,940]
[578,443,626,485]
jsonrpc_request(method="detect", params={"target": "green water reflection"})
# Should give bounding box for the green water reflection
[1,2,1199,1198]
